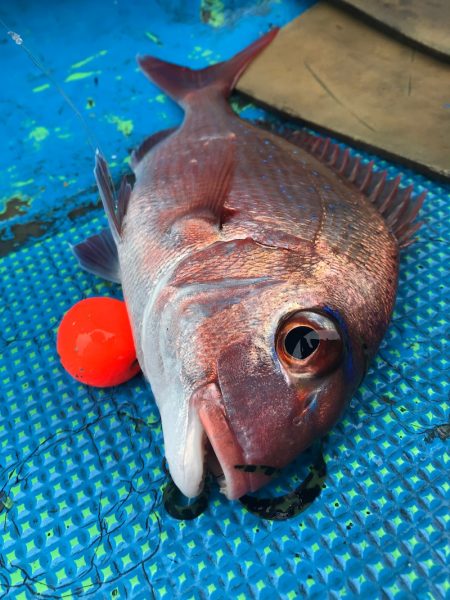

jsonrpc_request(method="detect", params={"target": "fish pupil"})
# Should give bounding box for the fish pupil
[284,326,319,360]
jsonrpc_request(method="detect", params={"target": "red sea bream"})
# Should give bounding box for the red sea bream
[73,30,425,499]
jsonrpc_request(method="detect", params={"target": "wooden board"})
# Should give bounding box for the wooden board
[331,0,450,61]
[237,3,450,179]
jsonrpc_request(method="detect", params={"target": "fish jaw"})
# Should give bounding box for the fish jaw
[193,383,274,500]
[150,352,276,501]
[159,398,207,498]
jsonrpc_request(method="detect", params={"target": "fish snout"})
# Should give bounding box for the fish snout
[193,382,275,499]
[191,328,350,499]
[200,343,316,495]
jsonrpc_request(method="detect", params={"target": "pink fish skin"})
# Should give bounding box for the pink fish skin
[74,30,424,500]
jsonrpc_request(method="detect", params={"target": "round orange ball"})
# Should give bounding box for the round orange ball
[57,297,141,387]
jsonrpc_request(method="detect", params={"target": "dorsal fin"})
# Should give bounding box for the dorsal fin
[131,127,177,170]
[94,150,132,242]
[279,129,426,248]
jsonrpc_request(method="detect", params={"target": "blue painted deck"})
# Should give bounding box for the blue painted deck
[0,1,448,598]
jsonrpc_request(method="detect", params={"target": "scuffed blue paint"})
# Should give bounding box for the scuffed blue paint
[0,0,315,242]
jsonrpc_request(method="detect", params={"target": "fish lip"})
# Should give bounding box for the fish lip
[193,382,275,499]
[192,381,248,499]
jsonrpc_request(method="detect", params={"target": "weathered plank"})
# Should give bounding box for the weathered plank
[238,3,450,179]
[331,0,450,61]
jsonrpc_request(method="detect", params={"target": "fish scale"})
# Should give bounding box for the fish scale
[228,121,387,261]
[230,125,323,245]
[73,29,424,501]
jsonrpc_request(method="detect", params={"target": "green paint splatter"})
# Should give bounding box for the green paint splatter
[230,98,255,114]
[28,127,49,143]
[65,71,100,83]
[71,50,107,70]
[107,115,134,136]
[32,83,50,93]
[188,45,219,65]
[145,32,162,45]
[12,179,34,188]
[200,0,226,28]
[155,94,166,104]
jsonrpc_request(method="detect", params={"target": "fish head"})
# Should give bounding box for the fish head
[193,298,363,499]
[151,239,392,501]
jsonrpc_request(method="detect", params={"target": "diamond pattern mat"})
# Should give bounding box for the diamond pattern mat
[0,1,449,598]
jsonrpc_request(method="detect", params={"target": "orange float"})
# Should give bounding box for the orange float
[57,297,140,387]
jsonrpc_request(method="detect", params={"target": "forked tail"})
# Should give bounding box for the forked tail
[137,28,279,106]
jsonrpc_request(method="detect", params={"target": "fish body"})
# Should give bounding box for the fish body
[74,30,424,499]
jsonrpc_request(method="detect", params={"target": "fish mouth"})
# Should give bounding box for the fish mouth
[193,382,275,499]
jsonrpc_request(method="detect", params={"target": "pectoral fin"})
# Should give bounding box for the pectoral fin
[71,228,121,283]
[94,150,132,243]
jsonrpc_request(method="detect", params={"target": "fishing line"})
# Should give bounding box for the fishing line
[239,443,327,521]
[0,16,101,155]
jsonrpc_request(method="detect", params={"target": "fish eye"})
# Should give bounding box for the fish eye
[283,326,319,360]
[276,310,343,377]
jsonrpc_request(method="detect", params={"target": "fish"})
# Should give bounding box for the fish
[73,29,425,500]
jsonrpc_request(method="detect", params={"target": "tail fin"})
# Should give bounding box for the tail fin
[137,28,279,106]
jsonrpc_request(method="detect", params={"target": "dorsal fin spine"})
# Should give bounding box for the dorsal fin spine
[358,161,374,192]
[370,171,387,204]
[349,157,360,183]
[379,176,401,214]
[338,149,350,175]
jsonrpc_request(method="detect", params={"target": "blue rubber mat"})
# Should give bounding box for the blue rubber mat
[0,1,448,598]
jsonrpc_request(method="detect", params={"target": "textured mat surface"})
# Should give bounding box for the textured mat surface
[0,1,449,598]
